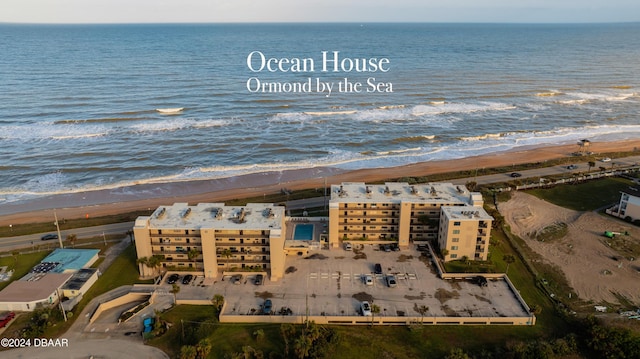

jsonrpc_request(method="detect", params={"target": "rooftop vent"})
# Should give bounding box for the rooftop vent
[456,185,464,193]
[264,207,275,218]
[430,186,437,196]
[410,186,418,195]
[155,207,166,219]
[384,186,391,196]
[213,208,223,220]
[182,208,192,218]
[366,186,372,194]
[338,185,347,197]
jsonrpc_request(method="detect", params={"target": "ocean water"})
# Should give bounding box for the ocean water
[1,23,639,204]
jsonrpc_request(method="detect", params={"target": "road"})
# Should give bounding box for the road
[0,222,134,252]
[2,155,639,252]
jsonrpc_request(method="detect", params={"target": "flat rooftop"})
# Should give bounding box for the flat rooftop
[0,273,73,302]
[41,248,100,272]
[141,202,284,230]
[62,268,98,291]
[330,182,476,205]
[441,206,493,221]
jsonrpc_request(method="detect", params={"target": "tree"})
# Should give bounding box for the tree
[461,255,470,266]
[294,335,312,359]
[281,323,296,357]
[11,250,19,266]
[371,304,381,325]
[195,338,211,359]
[588,161,596,173]
[180,345,197,359]
[66,234,77,248]
[599,166,606,172]
[503,254,516,274]
[445,348,471,359]
[188,248,200,262]
[170,284,181,304]
[415,305,429,324]
[253,329,265,342]
[211,294,225,314]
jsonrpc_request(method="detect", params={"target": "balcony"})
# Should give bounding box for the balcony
[217,258,269,264]
[215,241,269,247]
[214,232,267,239]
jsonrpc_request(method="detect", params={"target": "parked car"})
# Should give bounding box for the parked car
[182,274,193,285]
[41,233,58,241]
[262,299,273,314]
[360,301,372,316]
[344,242,352,251]
[510,172,522,178]
[567,164,578,170]
[383,244,392,252]
[374,263,382,275]
[167,273,180,284]
[391,243,400,251]
[386,275,397,288]
[0,312,15,328]
[364,274,373,286]
[254,274,264,285]
[601,157,611,162]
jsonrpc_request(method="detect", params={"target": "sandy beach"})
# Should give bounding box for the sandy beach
[1,139,639,226]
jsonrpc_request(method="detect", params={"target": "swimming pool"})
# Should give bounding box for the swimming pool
[293,224,314,241]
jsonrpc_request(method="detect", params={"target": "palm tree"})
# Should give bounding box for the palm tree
[588,161,596,173]
[195,338,211,359]
[371,304,381,326]
[211,294,225,314]
[415,305,429,324]
[503,254,516,274]
[281,323,296,357]
[180,345,197,359]
[170,284,180,304]
[66,234,77,248]
[187,248,200,262]
[294,335,312,359]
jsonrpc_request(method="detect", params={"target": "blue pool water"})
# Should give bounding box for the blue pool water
[294,224,314,241]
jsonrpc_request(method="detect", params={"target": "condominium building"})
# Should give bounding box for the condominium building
[328,182,491,261]
[438,206,492,261]
[613,185,640,221]
[133,203,286,281]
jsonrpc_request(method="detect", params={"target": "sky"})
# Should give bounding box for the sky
[1,0,639,24]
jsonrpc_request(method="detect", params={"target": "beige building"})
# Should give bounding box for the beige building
[613,185,640,221]
[134,203,286,281]
[328,182,491,261]
[438,206,492,261]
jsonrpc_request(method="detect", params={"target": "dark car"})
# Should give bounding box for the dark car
[262,299,273,314]
[391,243,400,251]
[254,274,264,285]
[167,273,180,284]
[510,172,522,178]
[383,244,392,252]
[41,233,58,241]
[374,263,382,275]
[182,274,193,285]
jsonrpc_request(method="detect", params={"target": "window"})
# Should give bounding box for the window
[452,238,459,242]
[451,246,458,250]
[453,221,461,226]
[452,230,460,234]
[450,254,458,259]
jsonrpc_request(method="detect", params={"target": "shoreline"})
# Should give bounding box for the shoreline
[1,139,639,226]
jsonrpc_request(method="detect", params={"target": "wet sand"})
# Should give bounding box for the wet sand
[1,139,638,226]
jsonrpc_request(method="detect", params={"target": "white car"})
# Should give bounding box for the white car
[364,274,373,286]
[360,301,372,316]
[344,242,352,251]
[601,157,611,162]
[386,275,397,288]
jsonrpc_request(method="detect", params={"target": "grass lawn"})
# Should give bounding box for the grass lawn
[0,251,50,291]
[526,177,634,211]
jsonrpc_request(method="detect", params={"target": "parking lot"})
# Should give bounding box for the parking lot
[194,243,532,321]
